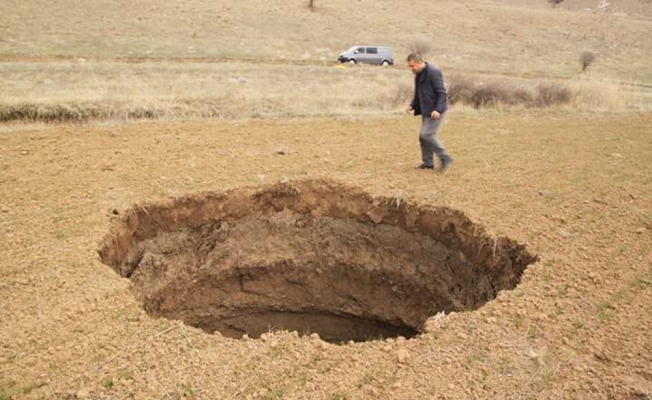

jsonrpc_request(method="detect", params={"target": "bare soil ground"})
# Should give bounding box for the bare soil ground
[1,112,651,399]
[1,0,651,398]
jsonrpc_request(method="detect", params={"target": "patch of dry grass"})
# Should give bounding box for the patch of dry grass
[0,61,643,123]
[446,73,634,111]
[569,79,629,110]
[0,61,413,122]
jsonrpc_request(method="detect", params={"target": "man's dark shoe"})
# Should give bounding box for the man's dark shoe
[417,164,434,170]
[440,156,453,172]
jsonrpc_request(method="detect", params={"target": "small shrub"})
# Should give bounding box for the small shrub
[101,377,114,389]
[447,75,533,108]
[388,83,413,108]
[469,82,532,108]
[580,50,596,72]
[116,369,133,381]
[408,38,432,58]
[446,74,476,106]
[261,386,287,400]
[535,83,572,107]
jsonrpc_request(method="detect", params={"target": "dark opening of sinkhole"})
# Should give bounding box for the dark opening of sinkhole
[99,180,537,343]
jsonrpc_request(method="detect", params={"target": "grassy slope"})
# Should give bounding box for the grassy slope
[1,0,651,82]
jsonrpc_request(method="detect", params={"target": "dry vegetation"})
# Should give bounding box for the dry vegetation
[0,61,409,122]
[0,61,647,123]
[446,73,632,110]
[580,50,596,72]
[1,0,651,123]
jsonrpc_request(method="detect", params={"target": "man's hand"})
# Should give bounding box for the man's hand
[430,110,441,120]
[405,105,414,114]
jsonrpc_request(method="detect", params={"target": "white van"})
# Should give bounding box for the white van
[337,46,394,66]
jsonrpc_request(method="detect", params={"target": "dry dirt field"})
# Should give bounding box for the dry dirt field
[2,0,652,399]
[1,112,651,399]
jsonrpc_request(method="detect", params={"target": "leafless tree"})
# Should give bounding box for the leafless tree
[580,50,596,72]
[408,39,432,58]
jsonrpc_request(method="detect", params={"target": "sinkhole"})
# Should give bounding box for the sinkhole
[99,180,537,343]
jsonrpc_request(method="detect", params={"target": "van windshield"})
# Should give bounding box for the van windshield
[347,47,366,54]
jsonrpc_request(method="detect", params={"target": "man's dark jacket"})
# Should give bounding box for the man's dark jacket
[410,62,448,117]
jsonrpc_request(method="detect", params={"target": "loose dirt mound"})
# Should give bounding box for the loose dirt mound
[99,180,536,343]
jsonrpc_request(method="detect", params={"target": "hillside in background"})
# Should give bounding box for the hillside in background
[1,0,651,82]
[502,0,652,17]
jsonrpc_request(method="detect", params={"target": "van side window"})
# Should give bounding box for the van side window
[355,48,365,54]
[366,47,378,54]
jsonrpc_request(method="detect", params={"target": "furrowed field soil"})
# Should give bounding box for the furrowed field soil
[2,0,651,398]
[0,113,652,399]
[1,112,651,399]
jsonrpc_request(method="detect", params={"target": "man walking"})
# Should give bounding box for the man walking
[406,53,453,171]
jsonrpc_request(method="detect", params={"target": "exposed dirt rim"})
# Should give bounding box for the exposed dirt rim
[98,179,538,342]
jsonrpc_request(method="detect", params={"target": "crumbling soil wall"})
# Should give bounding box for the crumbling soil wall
[99,180,537,342]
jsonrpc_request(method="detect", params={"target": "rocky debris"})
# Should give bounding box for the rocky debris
[424,311,447,332]
[397,349,409,363]
[275,145,296,155]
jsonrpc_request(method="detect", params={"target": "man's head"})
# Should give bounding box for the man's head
[407,53,426,74]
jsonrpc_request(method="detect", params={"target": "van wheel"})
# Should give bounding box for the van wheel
[381,60,390,66]
[349,59,356,64]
